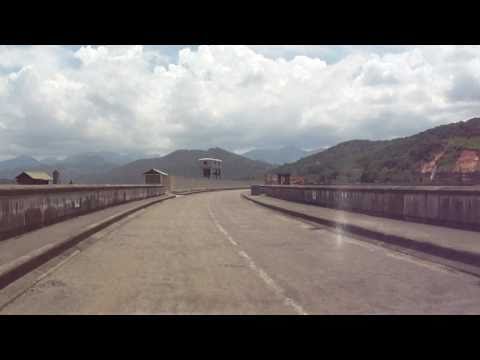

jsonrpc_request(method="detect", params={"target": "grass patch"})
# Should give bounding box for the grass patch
[448,136,480,150]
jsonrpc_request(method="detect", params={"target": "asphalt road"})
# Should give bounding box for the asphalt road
[1,190,480,314]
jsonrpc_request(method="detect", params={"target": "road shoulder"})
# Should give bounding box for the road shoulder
[243,192,480,277]
[0,194,176,290]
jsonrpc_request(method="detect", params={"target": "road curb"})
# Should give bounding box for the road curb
[242,193,480,277]
[0,194,176,290]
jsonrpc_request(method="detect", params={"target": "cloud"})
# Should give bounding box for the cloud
[447,72,480,102]
[0,45,480,159]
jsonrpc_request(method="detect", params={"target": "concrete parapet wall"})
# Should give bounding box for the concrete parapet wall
[0,184,166,240]
[251,184,480,231]
[171,176,261,192]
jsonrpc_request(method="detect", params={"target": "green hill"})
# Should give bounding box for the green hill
[270,117,480,185]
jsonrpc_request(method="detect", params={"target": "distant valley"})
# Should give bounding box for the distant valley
[241,146,313,165]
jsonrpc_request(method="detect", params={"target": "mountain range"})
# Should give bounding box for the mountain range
[3,117,480,186]
[0,152,139,184]
[78,147,273,184]
[271,117,480,185]
[0,155,47,181]
[0,148,272,184]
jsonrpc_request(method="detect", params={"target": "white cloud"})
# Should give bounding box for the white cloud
[0,45,480,158]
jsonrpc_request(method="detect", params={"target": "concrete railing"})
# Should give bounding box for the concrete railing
[171,176,261,193]
[0,184,166,240]
[251,184,480,231]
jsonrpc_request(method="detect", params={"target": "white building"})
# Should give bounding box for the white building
[198,158,222,179]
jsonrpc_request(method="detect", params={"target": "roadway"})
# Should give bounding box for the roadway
[1,190,480,314]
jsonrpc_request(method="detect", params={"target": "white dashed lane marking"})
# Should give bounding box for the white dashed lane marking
[208,203,308,315]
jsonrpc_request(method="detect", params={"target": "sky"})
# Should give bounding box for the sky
[0,45,480,160]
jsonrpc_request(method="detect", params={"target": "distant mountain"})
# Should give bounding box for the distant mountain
[0,152,142,183]
[50,154,116,183]
[0,155,42,171]
[72,151,140,166]
[50,152,145,183]
[0,156,49,180]
[60,152,140,167]
[63,154,114,167]
[41,157,63,165]
[242,146,309,165]
[270,117,480,185]
[79,147,273,184]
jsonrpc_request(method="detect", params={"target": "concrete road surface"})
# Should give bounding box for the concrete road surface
[1,190,480,314]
